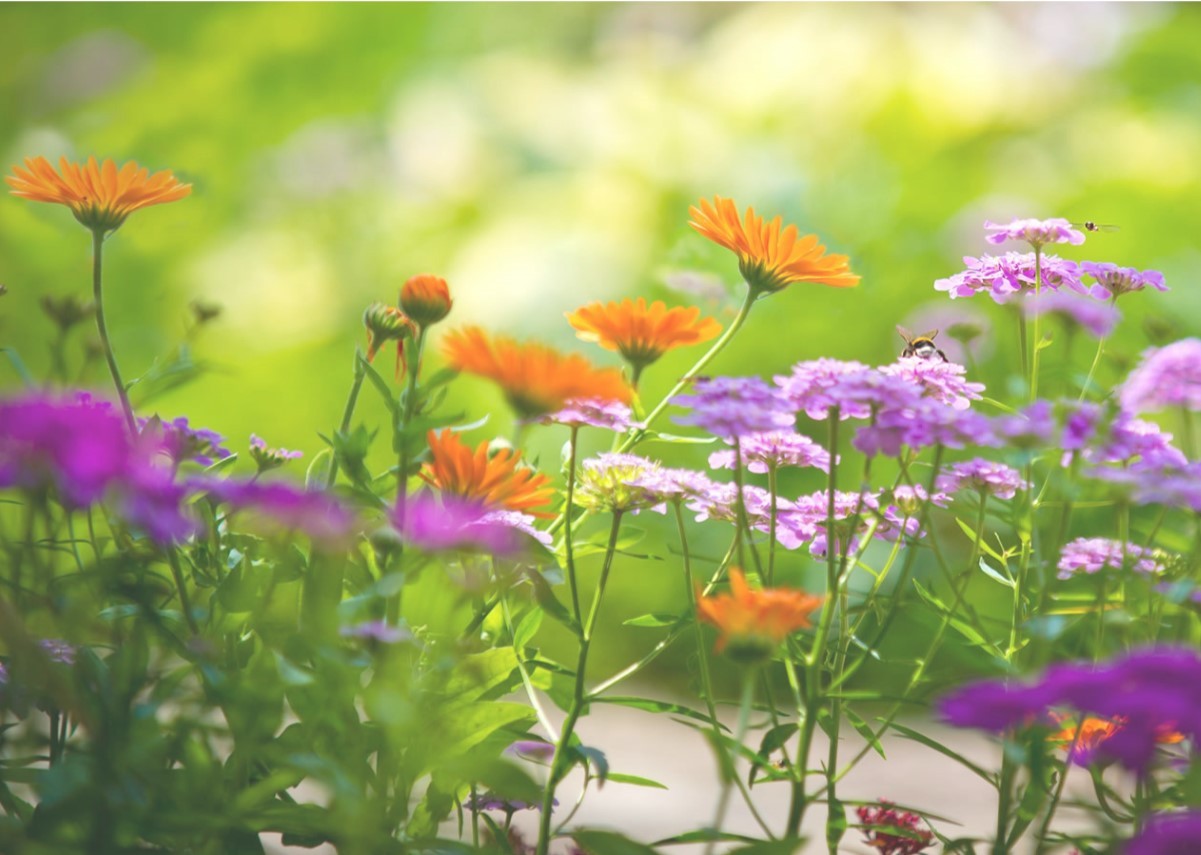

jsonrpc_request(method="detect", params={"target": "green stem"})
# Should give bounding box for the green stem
[563,427,583,624]
[767,465,779,586]
[91,230,136,432]
[166,549,200,635]
[1017,308,1029,384]
[535,512,623,855]
[705,672,756,855]
[387,329,427,627]
[731,439,763,577]
[1030,246,1043,403]
[325,351,367,488]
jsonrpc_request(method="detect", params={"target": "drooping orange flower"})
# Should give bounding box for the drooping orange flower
[689,196,859,294]
[1049,713,1185,764]
[442,326,632,419]
[696,568,824,662]
[566,297,721,370]
[421,429,555,517]
[7,156,191,233]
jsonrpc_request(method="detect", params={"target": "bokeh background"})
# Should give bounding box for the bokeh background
[4,3,1201,847]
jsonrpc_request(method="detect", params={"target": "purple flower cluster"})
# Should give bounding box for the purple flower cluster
[199,478,359,548]
[688,482,780,529]
[1022,291,1121,338]
[935,459,1027,500]
[540,397,633,432]
[708,430,831,474]
[880,357,985,410]
[941,647,1201,774]
[775,359,873,420]
[249,434,303,471]
[984,217,1086,248]
[1120,339,1201,414]
[393,493,541,556]
[139,415,231,467]
[1081,261,1167,300]
[1057,537,1163,580]
[672,376,793,439]
[1127,811,1201,855]
[340,620,412,645]
[1077,411,1185,473]
[853,397,995,458]
[778,489,887,556]
[991,401,1057,449]
[934,253,1088,303]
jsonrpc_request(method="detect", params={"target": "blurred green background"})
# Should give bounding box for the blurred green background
[3,2,1201,683]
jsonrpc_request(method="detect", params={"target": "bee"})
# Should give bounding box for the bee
[1072,221,1120,233]
[897,326,948,362]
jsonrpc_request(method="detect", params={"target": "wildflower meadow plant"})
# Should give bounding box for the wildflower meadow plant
[2,157,1199,855]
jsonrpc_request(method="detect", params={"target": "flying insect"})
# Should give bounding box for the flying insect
[897,326,948,362]
[1072,221,1120,233]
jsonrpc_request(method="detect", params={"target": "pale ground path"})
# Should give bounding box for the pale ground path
[267,685,1112,854]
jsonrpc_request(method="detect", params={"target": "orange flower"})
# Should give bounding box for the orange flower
[422,429,555,517]
[696,568,824,662]
[442,326,632,419]
[566,297,721,370]
[1050,714,1185,764]
[400,274,453,327]
[689,195,859,294]
[7,156,191,233]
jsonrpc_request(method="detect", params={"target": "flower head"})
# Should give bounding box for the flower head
[880,356,985,410]
[689,196,859,294]
[1057,537,1163,580]
[442,327,631,419]
[672,376,793,439]
[422,430,554,517]
[1048,713,1182,766]
[992,400,1058,450]
[935,253,1087,303]
[539,398,632,432]
[392,493,535,556]
[983,217,1086,249]
[1120,339,1201,414]
[363,302,415,363]
[140,416,231,467]
[1022,291,1120,338]
[936,459,1026,500]
[696,568,824,663]
[856,801,935,855]
[774,359,874,420]
[7,156,190,233]
[198,478,359,549]
[340,620,412,645]
[567,298,721,371]
[400,274,453,327]
[575,453,666,514]
[1127,811,1201,855]
[708,430,831,474]
[249,434,302,472]
[1081,262,1167,300]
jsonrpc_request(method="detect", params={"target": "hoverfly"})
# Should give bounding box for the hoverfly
[897,326,948,362]
[1072,221,1120,233]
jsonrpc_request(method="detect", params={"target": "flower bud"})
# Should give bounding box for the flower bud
[363,303,415,362]
[399,274,452,327]
[39,294,95,332]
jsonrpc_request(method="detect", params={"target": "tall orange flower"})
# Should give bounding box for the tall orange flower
[422,430,555,517]
[442,326,632,419]
[7,156,191,233]
[566,297,721,372]
[689,195,859,294]
[696,568,824,662]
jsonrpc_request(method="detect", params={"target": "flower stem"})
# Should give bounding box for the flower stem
[325,350,367,488]
[387,329,427,627]
[705,671,756,855]
[535,511,623,855]
[1029,246,1043,403]
[167,549,200,635]
[563,426,583,624]
[90,230,136,432]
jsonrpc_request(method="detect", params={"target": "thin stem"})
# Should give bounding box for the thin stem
[91,230,136,432]
[166,549,200,635]
[767,465,779,586]
[1030,245,1043,403]
[387,330,427,627]
[535,512,623,855]
[731,439,763,577]
[325,351,367,488]
[563,426,583,624]
[704,672,756,855]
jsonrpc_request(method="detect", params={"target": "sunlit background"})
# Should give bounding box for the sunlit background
[2,4,1201,843]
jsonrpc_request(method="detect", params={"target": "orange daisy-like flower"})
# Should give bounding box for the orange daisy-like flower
[400,274,453,328]
[1049,713,1185,764]
[442,326,632,419]
[696,568,824,663]
[422,429,555,517]
[7,156,191,234]
[566,297,722,371]
[689,195,859,294]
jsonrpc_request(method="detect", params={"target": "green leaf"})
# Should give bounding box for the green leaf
[653,830,759,846]
[513,609,543,650]
[358,357,398,415]
[844,708,885,759]
[640,432,718,445]
[572,830,660,855]
[623,613,679,628]
[954,518,1007,564]
[417,702,536,774]
[606,772,668,790]
[593,696,726,730]
[727,841,807,855]
[887,721,996,786]
[524,568,579,634]
[1,348,34,387]
[978,558,1015,589]
[575,745,609,784]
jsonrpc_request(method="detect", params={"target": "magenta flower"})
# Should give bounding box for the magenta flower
[249,434,302,472]
[934,253,1088,303]
[1127,811,1201,855]
[340,620,412,644]
[392,493,535,556]
[476,510,553,548]
[38,639,77,666]
[139,415,231,467]
[630,467,717,507]
[1081,261,1167,299]
[1022,291,1121,338]
[880,356,985,410]
[198,478,359,548]
[857,801,935,855]
[1057,537,1163,580]
[672,376,793,439]
[936,459,1026,500]
[853,398,996,458]
[1120,339,1201,414]
[779,489,886,556]
[708,430,831,474]
[1077,411,1185,473]
[540,397,633,432]
[992,400,1057,450]
[983,217,1086,248]
[688,482,790,530]
[775,358,874,420]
